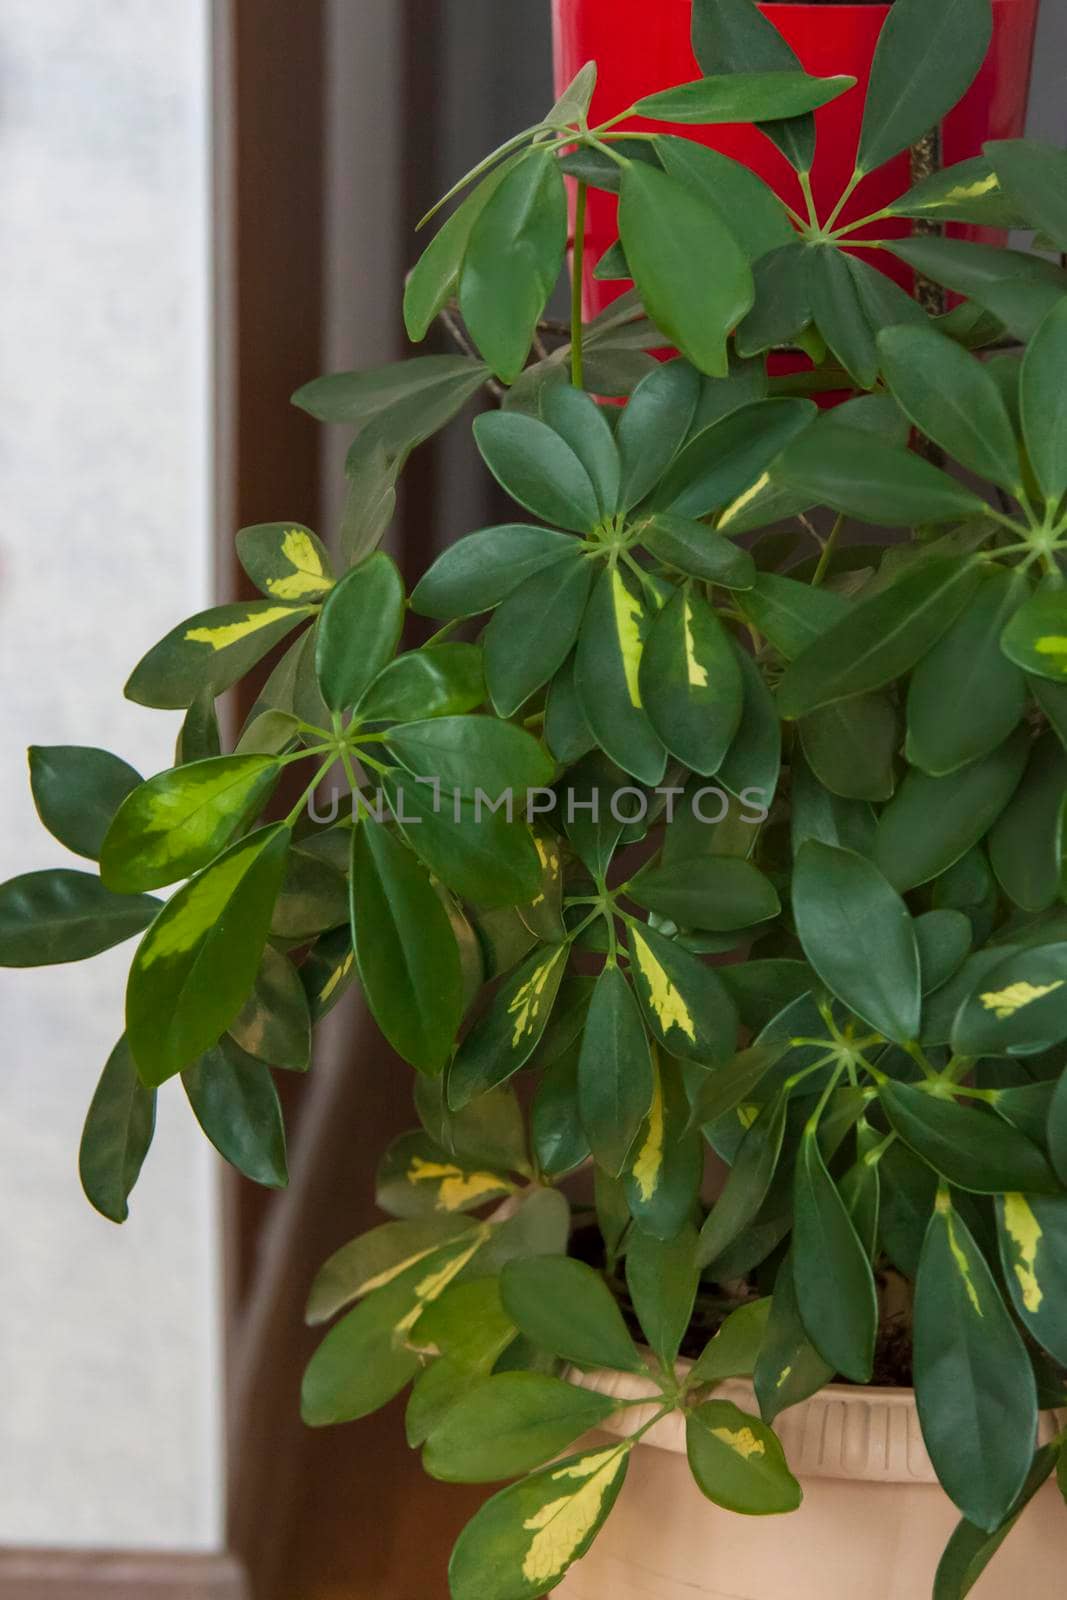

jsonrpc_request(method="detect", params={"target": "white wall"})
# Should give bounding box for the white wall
[0,0,223,1550]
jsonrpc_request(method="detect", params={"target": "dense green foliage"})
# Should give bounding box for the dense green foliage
[5,0,1067,1592]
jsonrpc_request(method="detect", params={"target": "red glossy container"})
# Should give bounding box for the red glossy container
[552,0,1040,316]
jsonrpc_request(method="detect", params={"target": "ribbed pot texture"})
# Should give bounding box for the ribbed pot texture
[557,1364,1067,1599]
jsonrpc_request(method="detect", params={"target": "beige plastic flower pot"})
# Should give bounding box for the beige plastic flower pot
[558,1365,1067,1599]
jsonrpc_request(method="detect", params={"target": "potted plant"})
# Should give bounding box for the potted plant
[3,0,1067,1595]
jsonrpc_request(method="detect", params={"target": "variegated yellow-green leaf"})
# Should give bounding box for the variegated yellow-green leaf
[228,943,310,1072]
[575,566,667,787]
[301,926,356,1022]
[306,1215,482,1326]
[639,584,743,776]
[628,922,737,1066]
[125,823,291,1087]
[100,755,281,893]
[448,1442,631,1600]
[686,1399,801,1515]
[449,942,569,1110]
[375,1130,515,1220]
[125,600,314,710]
[1001,585,1067,684]
[624,1052,703,1242]
[950,942,1067,1058]
[235,522,335,602]
[408,1276,516,1373]
[995,1191,1067,1365]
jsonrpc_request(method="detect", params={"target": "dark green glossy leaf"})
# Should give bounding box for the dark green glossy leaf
[576,567,667,787]
[792,1132,877,1382]
[793,841,921,1044]
[485,555,594,718]
[799,694,897,804]
[685,1040,790,1134]
[874,726,1030,891]
[545,655,597,766]
[501,1255,644,1373]
[294,353,487,439]
[404,156,524,343]
[424,1373,617,1484]
[690,0,817,172]
[315,552,405,712]
[778,558,985,718]
[578,964,655,1176]
[126,823,290,1087]
[626,1222,700,1364]
[737,573,848,661]
[934,1444,1061,1600]
[176,691,222,766]
[0,869,158,967]
[78,1036,156,1224]
[879,1080,1059,1194]
[475,410,600,533]
[735,242,812,359]
[915,909,972,995]
[914,1191,1037,1532]
[614,359,700,512]
[351,818,463,1075]
[987,138,1067,253]
[989,732,1067,913]
[639,513,756,589]
[29,746,142,863]
[697,1093,787,1268]
[658,398,816,520]
[753,1253,834,1423]
[300,1266,424,1426]
[356,644,485,723]
[125,600,313,710]
[382,770,541,907]
[300,926,356,1022]
[639,585,743,777]
[410,525,576,622]
[618,162,753,379]
[718,640,781,808]
[182,1038,287,1187]
[888,155,1026,228]
[387,715,554,799]
[777,427,988,529]
[531,1042,590,1178]
[540,385,621,520]
[1020,296,1067,508]
[808,245,879,391]
[628,855,779,932]
[891,237,1067,343]
[639,70,854,125]
[689,1298,771,1385]
[906,567,1028,776]
[858,0,992,172]
[686,1399,801,1515]
[657,138,794,266]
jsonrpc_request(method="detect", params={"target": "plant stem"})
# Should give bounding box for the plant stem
[571,181,588,389]
[823,167,864,234]
[798,169,819,230]
[811,513,845,587]
[423,618,461,648]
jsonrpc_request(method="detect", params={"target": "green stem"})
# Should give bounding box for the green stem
[423,618,461,649]
[811,513,845,587]
[285,765,329,829]
[830,204,893,240]
[798,170,819,230]
[823,166,864,234]
[571,181,588,389]
[805,1062,846,1133]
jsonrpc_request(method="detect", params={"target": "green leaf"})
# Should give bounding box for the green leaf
[578,964,655,1176]
[792,841,921,1044]
[951,941,1067,1058]
[891,237,1067,343]
[996,1192,1067,1366]
[315,552,404,712]
[125,601,313,710]
[351,818,463,1075]
[753,1253,834,1423]
[1051,1071,1067,1188]
[301,1265,425,1426]
[235,522,334,603]
[625,1223,699,1364]
[874,727,1030,892]
[125,823,290,1087]
[176,691,222,766]
[484,555,594,718]
[637,71,854,125]
[618,162,753,379]
[697,1093,787,1269]
[475,410,600,534]
[1020,297,1067,510]
[339,436,401,566]
[449,944,568,1109]
[375,1129,514,1219]
[271,834,349,941]
[576,567,667,786]
[411,525,577,622]
[858,0,993,173]
[614,360,700,512]
[424,1372,617,1484]
[624,1052,703,1239]
[404,156,524,343]
[735,241,813,359]
[382,770,541,907]
[297,355,489,455]
[778,558,985,719]
[229,943,311,1071]
[1002,584,1067,684]
[807,245,879,390]
[356,644,485,724]
[78,1037,156,1224]
[915,909,972,995]
[887,155,1026,228]
[777,427,988,529]
[878,1081,1059,1194]
[737,573,848,661]
[628,923,737,1067]
[99,755,280,893]
[718,641,781,807]
[409,1275,515,1372]
[689,1298,771,1385]
[914,1190,1037,1532]
[447,1442,630,1600]
[657,139,794,267]
[987,138,1067,253]
[685,1041,790,1134]
[459,149,567,383]
[934,1444,1061,1600]
[628,856,778,933]
[182,1039,287,1187]
[792,1132,877,1382]
[799,694,897,804]
[387,716,555,798]
[29,746,142,862]
[540,386,621,520]
[502,1255,644,1374]
[989,733,1067,913]
[639,585,743,777]
[300,926,356,1021]
[658,398,816,520]
[639,513,756,589]
[306,1215,479,1326]
[531,1043,590,1178]
[906,567,1028,776]
[0,869,158,967]
[878,325,1021,492]
[545,656,597,767]
[690,0,817,173]
[686,1400,801,1515]
[416,1076,527,1177]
